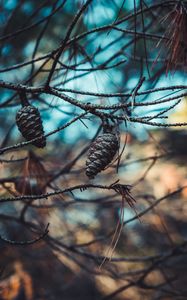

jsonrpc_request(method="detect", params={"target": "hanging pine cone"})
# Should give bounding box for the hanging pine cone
[16,105,46,148]
[86,131,119,179]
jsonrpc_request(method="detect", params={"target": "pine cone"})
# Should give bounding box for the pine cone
[16,105,46,148]
[86,132,119,179]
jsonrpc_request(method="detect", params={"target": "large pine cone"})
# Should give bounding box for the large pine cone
[16,105,46,148]
[86,132,119,179]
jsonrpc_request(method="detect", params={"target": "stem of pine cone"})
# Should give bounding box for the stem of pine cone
[19,91,30,107]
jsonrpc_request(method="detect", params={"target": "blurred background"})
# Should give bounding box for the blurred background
[0,0,187,299]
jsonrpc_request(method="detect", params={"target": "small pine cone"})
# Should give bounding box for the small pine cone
[86,132,119,179]
[16,105,46,148]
